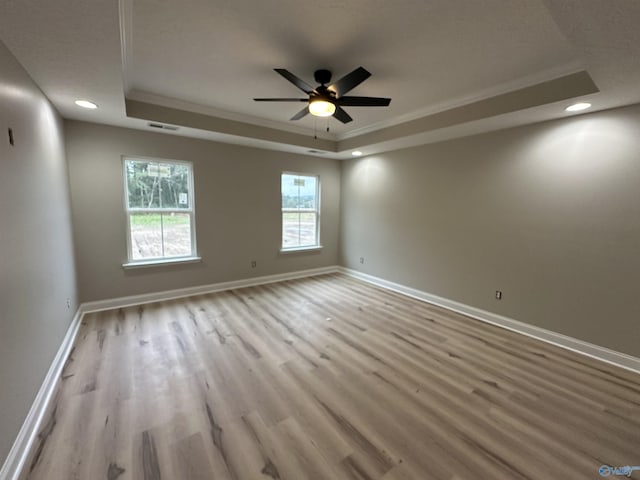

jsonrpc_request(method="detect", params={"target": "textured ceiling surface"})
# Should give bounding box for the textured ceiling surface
[0,0,639,157]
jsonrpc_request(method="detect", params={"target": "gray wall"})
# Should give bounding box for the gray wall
[65,121,341,303]
[0,42,77,465]
[341,104,640,357]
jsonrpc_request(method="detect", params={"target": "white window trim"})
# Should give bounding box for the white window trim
[122,256,202,269]
[279,245,323,254]
[122,156,198,266]
[281,171,321,252]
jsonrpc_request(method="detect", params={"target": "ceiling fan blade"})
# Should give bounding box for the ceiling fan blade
[254,98,308,102]
[290,107,310,121]
[333,106,353,124]
[327,67,371,96]
[337,96,391,107]
[274,69,317,94]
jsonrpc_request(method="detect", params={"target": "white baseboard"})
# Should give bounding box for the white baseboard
[81,265,341,313]
[340,267,640,374]
[0,308,83,480]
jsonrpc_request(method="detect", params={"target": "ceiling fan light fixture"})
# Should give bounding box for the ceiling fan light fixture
[309,99,336,117]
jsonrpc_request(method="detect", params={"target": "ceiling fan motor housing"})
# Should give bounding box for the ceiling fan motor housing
[314,69,332,85]
[313,85,337,102]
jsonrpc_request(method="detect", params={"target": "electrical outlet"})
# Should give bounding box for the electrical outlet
[251,260,257,268]
[495,290,502,300]
[66,298,71,309]
[359,257,364,264]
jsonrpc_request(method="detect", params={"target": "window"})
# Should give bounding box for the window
[124,158,196,264]
[281,172,320,250]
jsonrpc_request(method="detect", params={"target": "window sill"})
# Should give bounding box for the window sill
[279,246,323,254]
[122,256,202,269]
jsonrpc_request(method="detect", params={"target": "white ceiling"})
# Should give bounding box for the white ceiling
[1,0,639,158]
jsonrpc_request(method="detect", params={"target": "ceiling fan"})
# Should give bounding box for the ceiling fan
[254,67,391,124]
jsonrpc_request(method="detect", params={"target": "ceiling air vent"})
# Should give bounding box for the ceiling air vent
[148,122,179,131]
[307,149,326,154]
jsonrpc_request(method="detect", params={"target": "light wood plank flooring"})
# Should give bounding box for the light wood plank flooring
[22,273,640,480]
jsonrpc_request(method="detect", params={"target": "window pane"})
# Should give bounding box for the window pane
[281,174,317,210]
[298,211,317,246]
[130,212,163,260]
[130,212,192,259]
[162,213,192,257]
[125,160,160,209]
[281,173,299,209]
[282,211,317,248]
[299,176,317,209]
[159,163,190,209]
[282,211,300,248]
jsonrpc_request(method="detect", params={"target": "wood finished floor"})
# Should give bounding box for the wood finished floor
[22,273,640,480]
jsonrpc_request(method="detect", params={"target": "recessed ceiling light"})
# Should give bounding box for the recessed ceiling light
[565,102,591,112]
[352,151,363,157]
[75,100,98,109]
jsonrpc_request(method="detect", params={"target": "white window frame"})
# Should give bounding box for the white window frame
[281,172,322,252]
[122,156,198,267]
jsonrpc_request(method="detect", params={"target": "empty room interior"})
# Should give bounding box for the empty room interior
[2,1,640,479]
